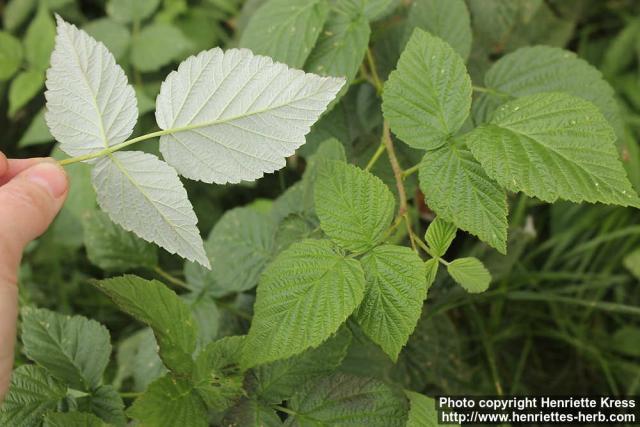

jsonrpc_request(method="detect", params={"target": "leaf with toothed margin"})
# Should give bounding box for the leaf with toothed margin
[92,151,208,267]
[155,47,345,184]
[242,239,365,368]
[44,16,138,158]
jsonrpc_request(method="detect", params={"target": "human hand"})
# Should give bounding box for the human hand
[0,152,68,401]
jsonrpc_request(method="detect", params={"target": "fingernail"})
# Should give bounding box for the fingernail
[25,162,68,198]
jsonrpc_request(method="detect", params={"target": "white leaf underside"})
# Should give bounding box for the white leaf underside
[155,47,345,184]
[92,151,209,267]
[45,16,138,158]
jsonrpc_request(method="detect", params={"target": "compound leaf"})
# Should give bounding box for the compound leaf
[83,209,158,272]
[0,366,67,427]
[240,0,329,68]
[447,257,491,293]
[383,29,472,151]
[45,17,138,158]
[419,145,507,253]
[425,217,457,257]
[243,239,365,368]
[155,47,344,184]
[94,275,197,374]
[406,0,472,61]
[355,245,427,361]
[92,151,208,267]
[127,375,208,427]
[21,307,111,391]
[287,373,409,426]
[314,161,395,253]
[465,93,639,206]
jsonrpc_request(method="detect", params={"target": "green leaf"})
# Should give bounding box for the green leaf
[475,46,622,137]
[340,0,398,21]
[107,0,160,23]
[192,336,245,412]
[287,373,409,426]
[315,161,395,253]
[224,399,283,427]
[406,0,472,60]
[0,365,67,427]
[21,307,111,391]
[130,23,190,72]
[0,32,23,81]
[23,4,55,71]
[18,109,54,147]
[187,207,277,297]
[253,327,352,402]
[8,69,44,117]
[305,6,371,83]
[425,258,439,288]
[82,385,127,426]
[83,210,158,272]
[447,257,491,293]
[2,0,37,33]
[44,412,107,427]
[465,93,639,206]
[425,217,457,257]
[355,245,427,361]
[406,391,439,427]
[127,375,208,427]
[186,295,220,349]
[93,275,197,374]
[83,18,131,61]
[418,144,508,253]
[240,0,329,68]
[623,248,640,280]
[611,326,640,357]
[382,29,472,150]
[243,239,365,368]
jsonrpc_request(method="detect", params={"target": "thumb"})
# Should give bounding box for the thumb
[0,161,68,274]
[0,160,67,401]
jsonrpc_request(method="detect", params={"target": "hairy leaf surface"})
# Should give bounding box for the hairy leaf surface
[425,217,457,258]
[45,17,138,157]
[419,145,508,253]
[465,93,639,205]
[155,48,344,184]
[0,366,67,427]
[406,391,439,427]
[243,239,365,368]
[315,161,395,253]
[92,151,208,267]
[356,245,428,361]
[383,29,472,150]
[44,412,107,427]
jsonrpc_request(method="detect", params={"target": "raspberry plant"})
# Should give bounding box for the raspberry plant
[1,0,639,426]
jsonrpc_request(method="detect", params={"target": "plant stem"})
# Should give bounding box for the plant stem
[366,48,384,94]
[382,121,407,217]
[119,391,142,398]
[273,405,298,416]
[402,163,419,179]
[153,266,191,290]
[472,85,492,94]
[58,128,173,166]
[365,143,386,171]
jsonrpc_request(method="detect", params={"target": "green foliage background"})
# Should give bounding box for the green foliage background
[1,0,640,425]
